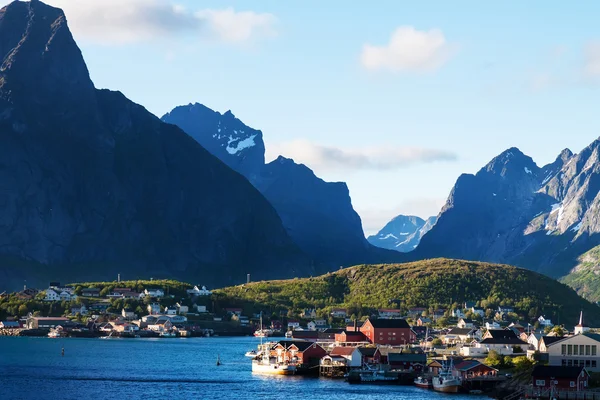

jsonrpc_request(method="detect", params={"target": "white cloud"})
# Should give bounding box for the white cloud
[360,26,456,73]
[583,41,600,78]
[48,0,277,45]
[266,139,457,172]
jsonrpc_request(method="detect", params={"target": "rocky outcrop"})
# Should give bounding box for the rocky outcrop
[367,215,437,252]
[0,1,313,290]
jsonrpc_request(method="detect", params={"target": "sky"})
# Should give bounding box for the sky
[6,0,600,235]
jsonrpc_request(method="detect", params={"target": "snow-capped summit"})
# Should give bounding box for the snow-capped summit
[368,215,437,252]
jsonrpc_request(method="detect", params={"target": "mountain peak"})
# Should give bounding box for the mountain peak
[481,147,538,178]
[0,0,96,123]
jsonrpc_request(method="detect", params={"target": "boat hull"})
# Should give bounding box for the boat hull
[414,382,433,389]
[433,384,461,393]
[251,362,296,375]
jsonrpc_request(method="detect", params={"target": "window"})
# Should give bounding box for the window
[568,345,573,355]
[574,345,578,356]
[562,359,567,366]
[562,344,567,355]
[593,345,597,356]
[535,380,545,386]
[586,345,591,356]
[581,345,585,355]
[593,360,597,368]
[570,382,576,388]
[574,360,579,366]
[568,360,573,366]
[586,360,591,367]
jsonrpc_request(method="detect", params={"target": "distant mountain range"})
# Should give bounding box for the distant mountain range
[162,104,403,267]
[0,1,313,290]
[414,140,600,290]
[367,215,437,252]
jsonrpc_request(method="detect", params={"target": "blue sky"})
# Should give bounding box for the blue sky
[8,0,600,234]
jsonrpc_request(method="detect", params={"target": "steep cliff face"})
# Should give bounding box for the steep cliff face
[0,1,312,290]
[414,141,600,278]
[163,104,404,267]
[367,215,437,252]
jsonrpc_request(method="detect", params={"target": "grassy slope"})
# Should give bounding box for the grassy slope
[218,258,600,326]
[561,245,600,302]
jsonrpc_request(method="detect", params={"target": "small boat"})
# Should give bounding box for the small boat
[48,326,66,338]
[432,359,461,393]
[357,371,397,384]
[245,350,259,358]
[252,357,296,375]
[160,331,176,338]
[414,376,433,389]
[253,328,273,338]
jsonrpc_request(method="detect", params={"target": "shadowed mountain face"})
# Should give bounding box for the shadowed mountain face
[163,104,405,268]
[367,215,437,252]
[414,141,600,279]
[0,1,313,291]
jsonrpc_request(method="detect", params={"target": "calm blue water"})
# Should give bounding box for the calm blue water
[0,337,484,400]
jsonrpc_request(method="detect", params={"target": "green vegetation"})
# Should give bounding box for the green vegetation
[560,245,600,302]
[218,258,600,325]
[70,279,193,298]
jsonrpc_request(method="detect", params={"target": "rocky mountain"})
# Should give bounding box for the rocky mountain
[414,140,600,279]
[0,0,313,291]
[367,215,437,252]
[162,104,404,267]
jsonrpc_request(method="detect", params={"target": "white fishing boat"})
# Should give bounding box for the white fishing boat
[414,375,433,389]
[250,312,296,375]
[432,359,461,393]
[245,350,259,358]
[253,328,273,338]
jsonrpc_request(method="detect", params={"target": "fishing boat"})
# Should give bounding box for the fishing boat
[48,326,66,338]
[253,328,273,338]
[355,370,397,384]
[251,312,296,375]
[432,359,461,393]
[245,350,259,358]
[414,375,433,389]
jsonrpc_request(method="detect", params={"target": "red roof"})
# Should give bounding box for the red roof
[330,347,358,356]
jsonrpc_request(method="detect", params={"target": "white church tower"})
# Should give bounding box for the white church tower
[574,311,590,335]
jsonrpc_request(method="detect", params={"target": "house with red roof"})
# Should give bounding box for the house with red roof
[360,317,416,345]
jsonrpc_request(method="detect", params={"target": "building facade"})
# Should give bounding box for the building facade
[360,318,416,345]
[547,333,600,372]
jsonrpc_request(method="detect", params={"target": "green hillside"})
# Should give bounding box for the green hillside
[218,258,600,326]
[560,245,600,303]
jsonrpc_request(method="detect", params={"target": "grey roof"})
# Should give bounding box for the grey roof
[388,353,427,363]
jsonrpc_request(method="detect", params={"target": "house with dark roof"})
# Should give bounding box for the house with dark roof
[388,352,427,371]
[444,327,479,344]
[271,340,327,368]
[357,347,377,364]
[539,336,563,352]
[457,318,474,329]
[532,365,588,391]
[359,318,416,345]
[334,330,368,344]
[452,360,497,380]
[461,329,527,356]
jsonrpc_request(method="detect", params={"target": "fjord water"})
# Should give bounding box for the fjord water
[0,337,481,400]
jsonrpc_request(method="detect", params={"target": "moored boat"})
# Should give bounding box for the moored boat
[253,329,273,338]
[432,359,461,393]
[48,326,66,338]
[159,331,176,338]
[251,357,296,375]
[414,376,433,389]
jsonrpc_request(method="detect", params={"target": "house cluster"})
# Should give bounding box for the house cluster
[44,283,77,302]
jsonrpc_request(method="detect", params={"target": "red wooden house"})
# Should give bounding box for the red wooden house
[452,360,497,379]
[271,340,327,368]
[360,318,416,345]
[532,366,589,391]
[335,330,368,343]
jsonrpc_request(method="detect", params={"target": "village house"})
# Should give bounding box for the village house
[121,308,136,319]
[314,319,328,328]
[508,322,525,334]
[457,318,474,329]
[388,352,427,371]
[360,318,416,345]
[328,346,363,367]
[44,289,60,301]
[416,317,431,326]
[330,308,347,318]
[287,321,300,330]
[378,309,402,319]
[142,288,165,298]
[444,327,479,344]
[195,305,207,313]
[302,308,317,319]
[164,306,177,315]
[147,303,161,315]
[307,321,317,331]
[452,360,498,379]
[81,288,101,297]
[498,305,514,313]
[407,307,427,318]
[461,329,527,356]
[334,330,368,344]
[71,304,88,316]
[532,366,589,391]
[0,321,20,329]
[528,333,544,351]
[176,303,189,315]
[471,307,485,317]
[272,340,327,368]
[148,318,173,332]
[452,309,466,318]
[186,285,211,296]
[26,316,70,329]
[538,315,553,327]
[16,288,39,300]
[358,347,378,365]
[375,347,402,364]
[494,312,507,321]
[485,321,501,330]
[547,332,600,371]
[59,291,74,301]
[464,301,476,309]
[432,309,446,319]
[539,336,563,352]
[290,330,319,340]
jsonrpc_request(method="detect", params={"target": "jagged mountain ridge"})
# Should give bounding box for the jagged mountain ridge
[0,0,313,291]
[367,215,437,252]
[162,103,405,267]
[414,139,600,279]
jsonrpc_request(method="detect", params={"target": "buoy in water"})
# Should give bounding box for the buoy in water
[216,355,221,366]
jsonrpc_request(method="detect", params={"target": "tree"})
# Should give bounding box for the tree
[432,338,443,347]
[550,325,565,337]
[484,350,503,368]
[503,356,513,368]
[18,304,28,316]
[513,356,533,371]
